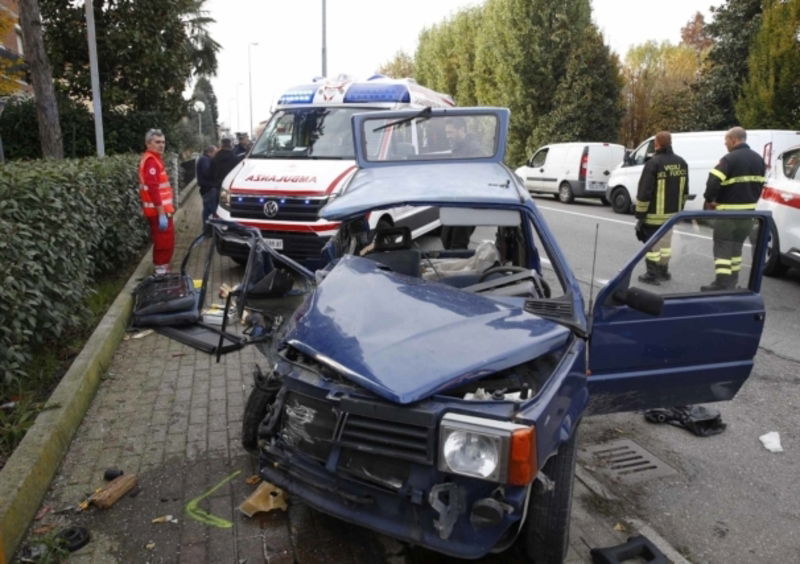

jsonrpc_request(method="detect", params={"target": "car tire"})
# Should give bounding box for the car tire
[610,187,632,214]
[557,182,574,204]
[764,222,788,277]
[520,426,579,564]
[242,366,280,453]
[600,196,610,206]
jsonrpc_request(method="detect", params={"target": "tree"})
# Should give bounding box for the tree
[0,12,25,95]
[191,76,219,141]
[736,0,800,128]
[680,12,712,52]
[18,0,63,158]
[40,0,220,122]
[686,0,762,130]
[472,0,592,164]
[378,51,416,79]
[619,41,700,146]
[530,27,623,147]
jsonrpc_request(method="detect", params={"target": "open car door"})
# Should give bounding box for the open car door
[587,211,771,414]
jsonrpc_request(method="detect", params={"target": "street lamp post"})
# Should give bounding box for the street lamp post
[321,0,327,77]
[193,100,206,137]
[248,42,258,137]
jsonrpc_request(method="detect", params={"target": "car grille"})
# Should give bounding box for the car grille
[279,392,436,484]
[230,196,328,221]
[339,413,431,464]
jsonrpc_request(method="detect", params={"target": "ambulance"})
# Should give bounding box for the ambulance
[215,75,455,266]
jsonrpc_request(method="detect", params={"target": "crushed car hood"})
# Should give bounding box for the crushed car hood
[285,255,571,404]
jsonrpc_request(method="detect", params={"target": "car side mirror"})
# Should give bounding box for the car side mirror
[613,287,663,316]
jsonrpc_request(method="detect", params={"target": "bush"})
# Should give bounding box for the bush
[0,154,149,385]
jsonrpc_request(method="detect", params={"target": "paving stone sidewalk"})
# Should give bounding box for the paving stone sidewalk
[20,189,630,563]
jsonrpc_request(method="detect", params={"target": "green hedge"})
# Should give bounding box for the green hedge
[0,154,150,385]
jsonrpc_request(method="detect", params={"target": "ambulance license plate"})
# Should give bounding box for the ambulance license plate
[264,238,284,250]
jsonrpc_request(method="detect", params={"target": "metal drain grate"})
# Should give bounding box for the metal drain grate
[580,439,677,484]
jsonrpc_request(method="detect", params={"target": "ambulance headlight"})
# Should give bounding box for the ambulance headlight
[220,187,231,207]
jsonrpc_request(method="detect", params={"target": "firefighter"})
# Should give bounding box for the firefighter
[701,127,765,291]
[634,131,689,285]
[138,128,175,275]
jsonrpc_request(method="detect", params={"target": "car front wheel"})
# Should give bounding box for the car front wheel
[764,222,788,277]
[520,426,579,564]
[610,187,632,214]
[242,366,281,453]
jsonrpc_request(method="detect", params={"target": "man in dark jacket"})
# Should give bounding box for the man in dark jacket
[634,131,689,285]
[211,136,240,189]
[701,127,766,291]
[197,144,217,223]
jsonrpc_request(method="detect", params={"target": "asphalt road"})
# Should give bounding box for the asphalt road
[533,195,800,563]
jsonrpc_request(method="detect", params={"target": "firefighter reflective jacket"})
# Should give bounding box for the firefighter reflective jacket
[138,151,175,217]
[704,143,766,210]
[635,147,689,225]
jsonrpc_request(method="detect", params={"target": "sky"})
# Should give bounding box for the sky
[204,0,715,134]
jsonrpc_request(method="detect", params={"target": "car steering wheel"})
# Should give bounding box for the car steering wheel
[478,265,551,298]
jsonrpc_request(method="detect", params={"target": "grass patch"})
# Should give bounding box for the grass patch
[0,260,140,470]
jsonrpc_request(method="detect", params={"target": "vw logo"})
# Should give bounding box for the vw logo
[263,200,279,218]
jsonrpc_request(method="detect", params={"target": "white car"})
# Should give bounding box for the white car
[759,144,800,276]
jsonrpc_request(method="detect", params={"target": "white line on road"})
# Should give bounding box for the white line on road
[538,204,716,242]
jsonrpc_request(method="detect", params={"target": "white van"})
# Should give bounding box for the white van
[606,130,800,214]
[514,142,625,203]
[215,75,455,266]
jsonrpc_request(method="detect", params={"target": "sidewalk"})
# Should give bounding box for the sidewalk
[15,188,633,563]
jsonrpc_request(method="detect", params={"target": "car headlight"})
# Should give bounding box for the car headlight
[439,413,536,485]
[220,187,231,207]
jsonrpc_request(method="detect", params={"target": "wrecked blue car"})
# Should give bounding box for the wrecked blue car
[241,108,771,562]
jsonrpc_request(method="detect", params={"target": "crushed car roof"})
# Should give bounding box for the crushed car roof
[321,162,528,221]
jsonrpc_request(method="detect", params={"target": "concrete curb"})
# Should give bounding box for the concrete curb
[0,182,196,564]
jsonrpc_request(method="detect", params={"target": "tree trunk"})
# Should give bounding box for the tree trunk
[18,0,63,159]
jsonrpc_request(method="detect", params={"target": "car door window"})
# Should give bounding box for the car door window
[782,148,800,180]
[630,216,767,295]
[631,140,655,166]
[531,149,548,168]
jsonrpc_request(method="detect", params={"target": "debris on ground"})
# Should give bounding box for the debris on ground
[145,541,156,550]
[55,526,91,552]
[124,329,154,341]
[151,514,179,524]
[89,473,138,509]
[759,431,783,453]
[239,481,288,517]
[34,505,52,520]
[103,468,124,481]
[644,405,726,437]
[590,534,668,564]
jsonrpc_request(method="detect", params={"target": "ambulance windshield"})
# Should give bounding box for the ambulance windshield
[250,107,373,160]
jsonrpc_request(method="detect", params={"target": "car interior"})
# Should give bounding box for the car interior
[329,207,557,300]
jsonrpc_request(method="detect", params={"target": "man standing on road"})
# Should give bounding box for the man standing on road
[701,126,766,291]
[634,131,689,285]
[211,137,240,204]
[197,144,218,224]
[138,128,175,275]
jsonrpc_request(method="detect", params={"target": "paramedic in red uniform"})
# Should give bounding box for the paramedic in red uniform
[138,128,175,275]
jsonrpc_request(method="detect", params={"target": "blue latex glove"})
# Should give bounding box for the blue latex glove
[157,213,168,232]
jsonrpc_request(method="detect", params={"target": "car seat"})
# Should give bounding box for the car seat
[364,225,421,277]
